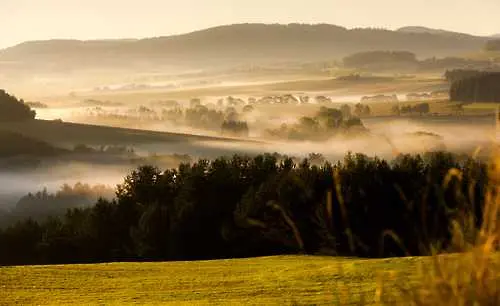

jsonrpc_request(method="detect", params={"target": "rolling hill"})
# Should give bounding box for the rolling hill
[0,130,66,158]
[0,23,489,73]
[0,119,256,148]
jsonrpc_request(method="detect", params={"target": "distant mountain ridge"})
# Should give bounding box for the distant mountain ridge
[0,23,489,72]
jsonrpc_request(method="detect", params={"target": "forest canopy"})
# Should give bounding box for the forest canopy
[0,151,492,265]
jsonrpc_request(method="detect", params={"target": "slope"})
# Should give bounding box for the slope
[0,119,254,147]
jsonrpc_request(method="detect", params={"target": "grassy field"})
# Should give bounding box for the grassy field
[0,255,463,306]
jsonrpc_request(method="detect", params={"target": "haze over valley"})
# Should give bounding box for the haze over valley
[1,2,499,304]
[1,21,499,209]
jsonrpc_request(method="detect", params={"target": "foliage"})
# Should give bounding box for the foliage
[185,105,225,130]
[450,72,500,102]
[226,96,246,107]
[265,107,366,141]
[242,105,254,113]
[315,96,332,104]
[0,183,115,229]
[0,152,491,265]
[2,183,115,225]
[189,98,201,108]
[340,104,352,118]
[361,94,398,103]
[0,90,36,122]
[220,120,249,137]
[353,103,371,117]
[399,103,431,115]
[379,148,500,305]
[392,105,401,116]
[445,69,485,83]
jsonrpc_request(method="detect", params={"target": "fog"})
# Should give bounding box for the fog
[2,76,497,213]
[4,115,493,209]
[0,162,131,209]
[198,123,495,159]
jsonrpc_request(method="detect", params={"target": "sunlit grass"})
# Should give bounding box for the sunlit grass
[0,255,455,305]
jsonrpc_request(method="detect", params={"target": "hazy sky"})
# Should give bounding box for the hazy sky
[1,0,499,48]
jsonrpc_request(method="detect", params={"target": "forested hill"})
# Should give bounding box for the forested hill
[0,23,488,71]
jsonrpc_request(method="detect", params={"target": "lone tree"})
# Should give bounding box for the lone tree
[414,102,430,115]
[0,90,36,121]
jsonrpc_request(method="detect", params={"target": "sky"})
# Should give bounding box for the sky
[1,0,499,49]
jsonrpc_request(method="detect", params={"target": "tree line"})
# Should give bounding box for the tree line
[445,69,487,83]
[391,103,430,116]
[450,72,500,103]
[0,152,491,266]
[343,51,494,72]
